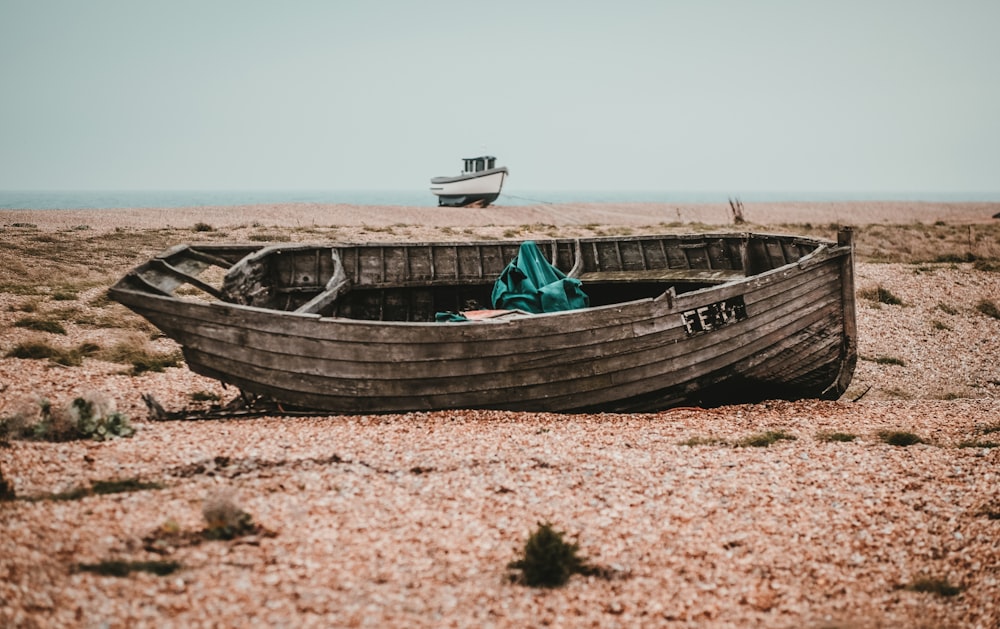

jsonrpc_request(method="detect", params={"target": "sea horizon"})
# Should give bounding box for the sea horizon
[1,188,998,210]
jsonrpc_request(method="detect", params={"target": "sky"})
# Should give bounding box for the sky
[1,0,998,196]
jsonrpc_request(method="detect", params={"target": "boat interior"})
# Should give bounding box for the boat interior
[118,234,831,323]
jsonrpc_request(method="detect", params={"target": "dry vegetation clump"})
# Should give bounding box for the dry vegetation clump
[201,488,260,540]
[858,286,904,306]
[97,334,183,374]
[4,339,100,366]
[13,316,66,334]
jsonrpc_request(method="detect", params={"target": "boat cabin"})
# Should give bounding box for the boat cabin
[463,156,497,173]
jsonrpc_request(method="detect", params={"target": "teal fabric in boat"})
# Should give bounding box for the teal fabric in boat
[491,241,589,313]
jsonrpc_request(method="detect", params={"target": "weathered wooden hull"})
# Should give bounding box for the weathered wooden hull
[109,232,857,414]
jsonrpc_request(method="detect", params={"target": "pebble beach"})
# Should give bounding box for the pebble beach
[1,200,999,628]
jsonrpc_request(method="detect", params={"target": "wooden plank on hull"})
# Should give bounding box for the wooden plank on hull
[117,256,842,371]
[167,280,840,409]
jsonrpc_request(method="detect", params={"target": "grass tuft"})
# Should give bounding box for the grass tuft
[678,436,728,446]
[4,340,100,366]
[933,252,975,264]
[14,317,67,334]
[816,431,857,443]
[92,478,165,494]
[858,286,904,306]
[873,356,906,366]
[975,299,1000,320]
[100,340,182,374]
[735,430,797,448]
[877,430,924,447]
[192,222,214,232]
[973,258,1000,272]
[51,290,78,301]
[904,576,963,597]
[937,302,959,315]
[957,440,998,449]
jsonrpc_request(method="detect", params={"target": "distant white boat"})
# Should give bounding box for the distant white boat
[430,155,508,207]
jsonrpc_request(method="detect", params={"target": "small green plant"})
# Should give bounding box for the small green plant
[70,396,136,441]
[735,430,797,448]
[878,430,924,447]
[77,560,181,577]
[859,286,904,306]
[508,522,595,588]
[202,489,258,540]
[2,392,133,442]
[14,317,67,334]
[874,356,906,366]
[930,320,951,331]
[904,576,963,597]
[817,431,857,443]
[192,222,215,232]
[975,299,1000,320]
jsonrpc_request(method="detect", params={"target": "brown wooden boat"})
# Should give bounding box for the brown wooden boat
[108,229,857,413]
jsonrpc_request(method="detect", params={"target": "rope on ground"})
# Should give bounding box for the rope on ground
[499,193,557,205]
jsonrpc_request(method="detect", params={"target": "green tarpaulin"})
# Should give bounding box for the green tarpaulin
[436,241,589,321]
[491,241,589,313]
